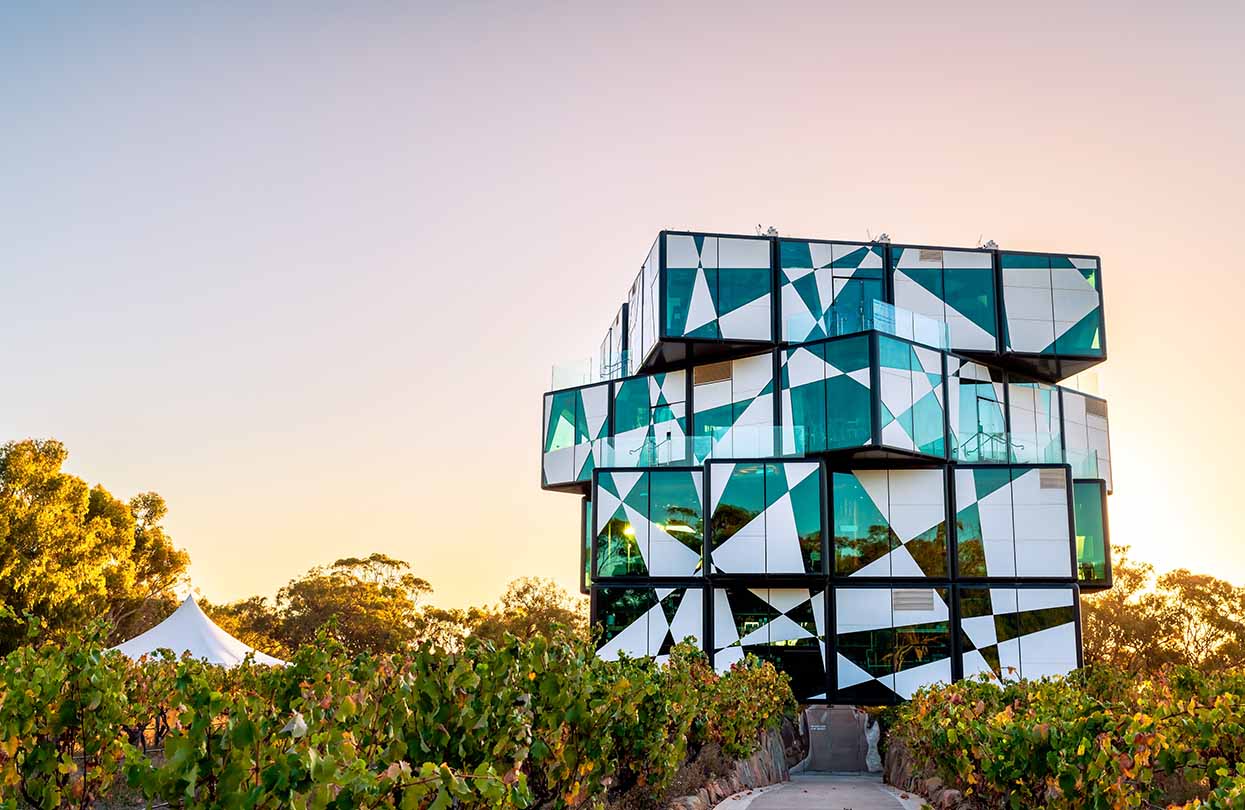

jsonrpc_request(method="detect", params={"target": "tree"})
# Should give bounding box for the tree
[105,492,190,643]
[469,577,588,644]
[0,440,189,652]
[1081,545,1245,673]
[202,595,290,659]
[409,605,483,651]
[274,553,432,654]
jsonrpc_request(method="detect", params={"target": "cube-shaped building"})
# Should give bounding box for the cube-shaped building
[541,230,1112,704]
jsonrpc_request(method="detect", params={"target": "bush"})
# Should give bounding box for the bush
[889,665,1245,809]
[0,629,794,809]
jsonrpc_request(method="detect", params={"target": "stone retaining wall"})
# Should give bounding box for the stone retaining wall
[666,730,790,810]
[883,737,979,810]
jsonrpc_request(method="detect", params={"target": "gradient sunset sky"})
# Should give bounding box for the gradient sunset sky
[2,3,1241,608]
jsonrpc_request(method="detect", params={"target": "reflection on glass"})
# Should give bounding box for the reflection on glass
[1074,481,1108,584]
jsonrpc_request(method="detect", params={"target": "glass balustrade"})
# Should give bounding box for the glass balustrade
[550,352,631,390]
[950,431,1100,475]
[786,300,950,351]
[587,426,808,469]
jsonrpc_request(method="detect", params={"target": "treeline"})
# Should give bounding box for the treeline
[0,439,585,658]
[1081,546,1245,673]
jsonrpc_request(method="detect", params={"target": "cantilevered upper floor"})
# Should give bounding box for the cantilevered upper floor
[542,334,1112,493]
[567,230,1106,385]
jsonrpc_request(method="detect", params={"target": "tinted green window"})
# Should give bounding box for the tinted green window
[613,378,650,434]
[665,268,697,337]
[650,470,703,557]
[785,345,828,453]
[696,404,734,441]
[944,268,997,339]
[596,475,648,577]
[824,335,873,449]
[831,278,884,333]
[545,391,577,453]
[597,588,657,645]
[719,267,770,315]
[1074,481,1108,584]
[836,626,894,677]
[893,589,951,674]
[788,465,824,573]
[905,524,948,579]
[712,463,765,552]
[833,472,893,575]
[582,498,592,590]
[952,366,1006,462]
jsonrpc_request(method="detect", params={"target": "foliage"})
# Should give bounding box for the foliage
[0,624,793,809]
[208,568,589,658]
[467,577,587,646]
[0,620,131,809]
[1082,546,1245,673]
[890,665,1245,809]
[275,553,432,655]
[0,440,187,654]
[104,492,190,645]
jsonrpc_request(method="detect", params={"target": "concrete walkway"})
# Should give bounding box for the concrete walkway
[719,773,926,810]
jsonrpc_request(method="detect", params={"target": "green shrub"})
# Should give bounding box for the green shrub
[0,629,794,809]
[889,666,1245,809]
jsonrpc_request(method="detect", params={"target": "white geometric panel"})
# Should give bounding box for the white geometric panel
[733,353,774,400]
[763,493,805,574]
[712,589,740,648]
[1010,468,1072,578]
[835,587,893,635]
[711,511,766,573]
[835,653,874,689]
[665,234,705,268]
[685,270,717,334]
[887,468,946,543]
[1019,623,1078,679]
[718,296,771,340]
[719,236,769,268]
[647,523,701,577]
[893,658,952,699]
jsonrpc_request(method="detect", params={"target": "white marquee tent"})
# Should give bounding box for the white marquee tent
[112,594,286,667]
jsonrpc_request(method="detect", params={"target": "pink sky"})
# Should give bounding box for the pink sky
[1,3,1241,607]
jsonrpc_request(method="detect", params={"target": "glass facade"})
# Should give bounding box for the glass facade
[708,461,823,574]
[594,469,703,579]
[948,358,1007,462]
[1007,379,1063,464]
[892,246,997,352]
[779,239,885,343]
[781,334,872,454]
[543,229,1110,703]
[597,586,703,661]
[1001,251,1104,361]
[1074,480,1109,588]
[958,586,1079,681]
[954,466,1073,579]
[664,234,772,343]
[834,469,947,578]
[835,586,952,703]
[877,335,946,457]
